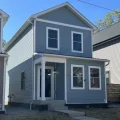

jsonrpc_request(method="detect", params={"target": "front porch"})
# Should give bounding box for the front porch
[34,54,66,102]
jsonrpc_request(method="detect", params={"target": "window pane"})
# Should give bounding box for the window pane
[73,42,82,51]
[73,67,83,77]
[90,68,99,77]
[73,67,83,88]
[48,29,57,38]
[48,38,58,48]
[73,33,82,42]
[73,76,83,87]
[91,78,100,88]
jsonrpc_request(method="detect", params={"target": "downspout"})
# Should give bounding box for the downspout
[28,18,35,110]
[104,60,110,103]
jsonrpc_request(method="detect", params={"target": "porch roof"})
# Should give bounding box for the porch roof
[34,53,109,62]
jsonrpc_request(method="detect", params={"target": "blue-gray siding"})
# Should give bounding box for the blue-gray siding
[67,58,106,104]
[39,7,90,28]
[35,21,92,58]
[6,25,33,103]
[36,6,92,58]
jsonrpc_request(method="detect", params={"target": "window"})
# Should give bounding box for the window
[21,72,25,90]
[89,66,101,90]
[72,31,83,53]
[46,27,59,50]
[71,65,85,89]
[106,71,110,84]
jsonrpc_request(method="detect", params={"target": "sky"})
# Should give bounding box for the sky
[0,0,120,41]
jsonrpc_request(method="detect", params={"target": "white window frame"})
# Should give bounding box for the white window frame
[71,31,83,53]
[71,64,85,90]
[89,66,101,90]
[46,27,60,50]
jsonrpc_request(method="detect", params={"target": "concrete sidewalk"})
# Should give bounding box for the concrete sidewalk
[55,110,100,120]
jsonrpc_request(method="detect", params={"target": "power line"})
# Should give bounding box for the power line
[77,0,114,11]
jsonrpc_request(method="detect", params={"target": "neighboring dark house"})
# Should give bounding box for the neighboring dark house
[93,22,120,102]
[0,10,9,113]
[4,2,108,110]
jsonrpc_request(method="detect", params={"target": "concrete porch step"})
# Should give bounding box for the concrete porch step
[33,100,66,105]
[55,110,85,117]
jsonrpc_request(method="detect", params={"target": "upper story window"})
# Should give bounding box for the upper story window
[71,31,83,53]
[46,27,59,50]
[71,64,85,89]
[89,66,101,90]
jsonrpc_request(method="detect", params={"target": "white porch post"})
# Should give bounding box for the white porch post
[41,57,46,100]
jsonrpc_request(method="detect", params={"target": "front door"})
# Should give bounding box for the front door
[37,66,54,100]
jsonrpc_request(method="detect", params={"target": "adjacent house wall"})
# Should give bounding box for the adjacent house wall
[0,18,2,53]
[67,58,106,104]
[6,25,33,103]
[0,57,4,110]
[93,38,120,84]
[35,6,92,58]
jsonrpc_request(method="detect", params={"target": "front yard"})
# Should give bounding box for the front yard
[0,111,73,120]
[1,107,120,120]
[72,108,120,120]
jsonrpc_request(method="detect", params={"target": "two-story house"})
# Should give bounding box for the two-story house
[4,2,108,110]
[0,10,9,113]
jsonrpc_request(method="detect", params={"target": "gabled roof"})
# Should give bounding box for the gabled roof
[93,21,120,46]
[0,9,9,26]
[4,2,97,51]
[32,2,97,30]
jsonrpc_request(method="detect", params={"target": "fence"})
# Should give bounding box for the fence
[107,84,120,102]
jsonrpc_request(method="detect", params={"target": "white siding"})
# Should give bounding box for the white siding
[94,41,120,84]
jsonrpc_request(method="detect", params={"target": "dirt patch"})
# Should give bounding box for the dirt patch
[72,108,120,120]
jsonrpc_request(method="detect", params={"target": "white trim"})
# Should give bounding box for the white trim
[104,63,107,103]
[38,53,109,62]
[71,31,83,53]
[41,57,45,100]
[33,20,36,53]
[64,61,67,101]
[33,2,96,29]
[37,65,40,100]
[46,27,60,50]
[45,56,66,63]
[88,66,101,90]
[37,18,92,31]
[91,31,93,57]
[2,57,7,111]
[71,64,85,90]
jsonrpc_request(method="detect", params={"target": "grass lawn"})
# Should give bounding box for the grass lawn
[72,108,120,120]
[0,111,73,120]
